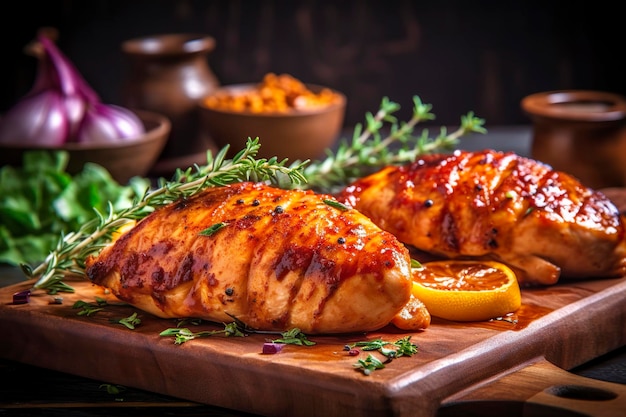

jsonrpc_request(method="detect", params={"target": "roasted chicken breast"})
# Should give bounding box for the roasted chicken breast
[338,149,626,286]
[86,182,424,334]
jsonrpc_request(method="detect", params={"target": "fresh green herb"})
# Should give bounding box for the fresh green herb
[353,354,386,375]
[72,297,108,316]
[111,312,141,329]
[25,139,307,293]
[271,328,316,346]
[323,199,350,211]
[349,336,418,375]
[199,222,229,236]
[23,98,483,293]
[300,96,486,193]
[349,336,418,358]
[160,322,246,344]
[99,383,126,396]
[0,151,148,269]
[411,259,423,269]
[176,318,204,327]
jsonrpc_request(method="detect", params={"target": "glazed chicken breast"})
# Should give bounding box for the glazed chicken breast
[86,182,426,334]
[338,149,626,286]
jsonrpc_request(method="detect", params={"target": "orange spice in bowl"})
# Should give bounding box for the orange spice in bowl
[202,73,343,114]
[199,73,346,161]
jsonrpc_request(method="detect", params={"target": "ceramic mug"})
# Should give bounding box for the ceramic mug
[521,90,626,189]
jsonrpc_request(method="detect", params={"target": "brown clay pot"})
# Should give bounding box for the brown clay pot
[521,90,626,189]
[121,33,220,176]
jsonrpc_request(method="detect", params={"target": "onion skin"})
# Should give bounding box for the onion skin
[0,34,144,146]
[0,90,72,146]
[77,104,145,144]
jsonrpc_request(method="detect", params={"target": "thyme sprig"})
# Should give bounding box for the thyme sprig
[349,336,419,375]
[270,327,316,346]
[23,96,485,294]
[24,139,308,293]
[160,323,246,344]
[111,312,141,330]
[300,96,486,192]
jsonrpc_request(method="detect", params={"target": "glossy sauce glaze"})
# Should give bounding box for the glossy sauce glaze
[86,182,415,334]
[338,149,626,286]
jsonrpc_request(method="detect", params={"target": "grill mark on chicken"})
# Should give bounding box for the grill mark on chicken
[338,149,626,286]
[86,182,417,334]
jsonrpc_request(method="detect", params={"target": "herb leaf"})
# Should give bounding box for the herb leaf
[353,354,386,375]
[349,336,419,375]
[111,312,141,329]
[323,199,350,211]
[199,222,229,236]
[0,151,148,269]
[160,322,246,344]
[271,328,316,346]
[72,298,108,316]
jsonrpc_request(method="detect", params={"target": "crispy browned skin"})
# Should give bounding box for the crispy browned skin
[338,150,626,286]
[86,182,422,334]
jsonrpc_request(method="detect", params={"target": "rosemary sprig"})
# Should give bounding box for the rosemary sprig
[300,96,486,192]
[349,336,419,375]
[23,97,484,294]
[160,323,246,344]
[24,139,308,293]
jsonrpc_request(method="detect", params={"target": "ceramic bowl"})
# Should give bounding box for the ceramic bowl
[521,90,626,189]
[198,84,346,161]
[0,110,170,184]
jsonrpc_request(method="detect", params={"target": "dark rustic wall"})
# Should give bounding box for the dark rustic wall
[2,0,625,129]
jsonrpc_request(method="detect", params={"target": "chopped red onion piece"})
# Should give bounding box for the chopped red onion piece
[262,342,284,354]
[12,290,31,305]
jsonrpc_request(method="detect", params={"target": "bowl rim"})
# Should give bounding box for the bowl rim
[0,109,171,151]
[521,90,626,122]
[198,83,347,118]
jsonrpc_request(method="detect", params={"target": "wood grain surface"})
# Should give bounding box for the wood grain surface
[1,273,625,417]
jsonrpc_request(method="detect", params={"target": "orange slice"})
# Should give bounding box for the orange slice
[411,260,521,322]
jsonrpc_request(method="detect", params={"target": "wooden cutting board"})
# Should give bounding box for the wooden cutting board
[1,273,625,417]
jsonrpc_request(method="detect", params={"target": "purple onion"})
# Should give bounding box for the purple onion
[12,290,31,305]
[77,103,145,144]
[0,34,144,146]
[262,342,285,354]
[39,36,100,104]
[0,90,74,146]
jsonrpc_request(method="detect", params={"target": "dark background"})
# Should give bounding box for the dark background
[2,0,625,129]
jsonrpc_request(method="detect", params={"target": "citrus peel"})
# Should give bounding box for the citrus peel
[411,260,521,322]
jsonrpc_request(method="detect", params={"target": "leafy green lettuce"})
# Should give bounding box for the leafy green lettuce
[0,151,149,267]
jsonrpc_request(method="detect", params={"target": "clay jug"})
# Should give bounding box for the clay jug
[522,90,626,189]
[121,33,220,176]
